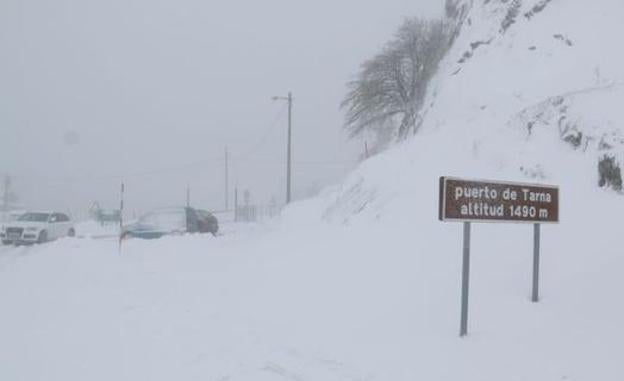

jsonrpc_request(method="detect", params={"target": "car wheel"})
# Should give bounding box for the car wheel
[37,230,48,244]
[68,228,76,237]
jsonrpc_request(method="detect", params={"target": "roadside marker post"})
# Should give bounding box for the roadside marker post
[119,182,124,254]
[438,177,559,337]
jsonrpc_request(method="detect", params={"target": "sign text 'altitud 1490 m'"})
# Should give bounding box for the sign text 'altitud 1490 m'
[439,177,559,223]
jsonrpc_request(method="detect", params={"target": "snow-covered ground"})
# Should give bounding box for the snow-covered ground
[1,184,624,380]
[2,1,624,380]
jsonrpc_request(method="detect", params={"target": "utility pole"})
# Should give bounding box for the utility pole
[286,92,292,204]
[225,147,229,210]
[234,185,238,222]
[272,92,293,204]
[186,184,191,208]
[2,175,10,212]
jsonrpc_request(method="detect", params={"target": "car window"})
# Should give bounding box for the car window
[58,214,70,222]
[18,213,50,222]
[139,209,186,231]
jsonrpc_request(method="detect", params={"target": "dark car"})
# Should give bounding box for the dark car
[196,209,219,235]
[95,209,121,223]
[122,207,218,239]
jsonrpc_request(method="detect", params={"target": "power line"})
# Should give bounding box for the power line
[13,157,357,185]
[9,104,355,185]
[236,104,287,162]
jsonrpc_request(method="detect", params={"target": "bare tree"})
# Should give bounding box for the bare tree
[445,0,462,19]
[341,18,452,144]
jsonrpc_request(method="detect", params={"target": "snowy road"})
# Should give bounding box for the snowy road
[1,199,624,381]
[0,223,377,380]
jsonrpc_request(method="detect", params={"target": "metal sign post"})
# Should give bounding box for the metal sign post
[532,223,541,302]
[439,177,559,337]
[460,221,471,337]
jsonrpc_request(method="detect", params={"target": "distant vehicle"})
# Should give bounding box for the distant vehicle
[122,207,218,239]
[95,209,121,224]
[89,202,121,224]
[196,209,219,235]
[0,211,75,245]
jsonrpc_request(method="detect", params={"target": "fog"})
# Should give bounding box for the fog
[0,0,442,216]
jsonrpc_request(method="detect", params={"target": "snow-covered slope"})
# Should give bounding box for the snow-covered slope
[320,0,624,223]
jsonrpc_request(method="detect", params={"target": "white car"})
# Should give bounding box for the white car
[0,212,75,245]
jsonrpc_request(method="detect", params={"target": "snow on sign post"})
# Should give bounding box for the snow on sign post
[438,177,559,337]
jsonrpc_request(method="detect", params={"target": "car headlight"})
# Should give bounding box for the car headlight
[25,227,39,232]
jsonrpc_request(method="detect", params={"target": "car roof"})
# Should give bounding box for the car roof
[146,207,187,213]
[22,211,71,216]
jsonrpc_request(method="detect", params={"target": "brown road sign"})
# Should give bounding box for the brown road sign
[439,177,559,223]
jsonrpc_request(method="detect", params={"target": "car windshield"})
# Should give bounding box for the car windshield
[139,209,186,231]
[18,213,50,222]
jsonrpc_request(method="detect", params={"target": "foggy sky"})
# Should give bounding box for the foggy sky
[0,0,442,216]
